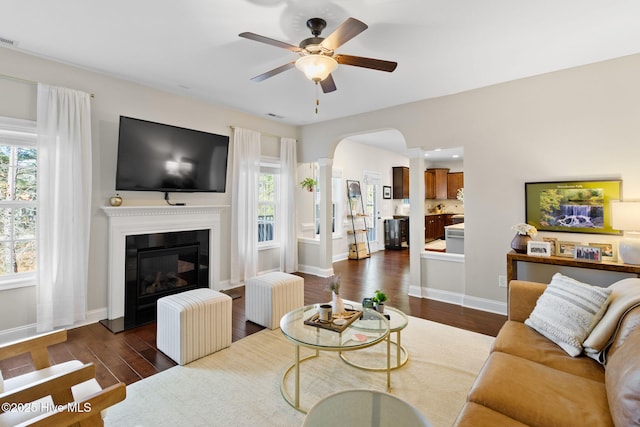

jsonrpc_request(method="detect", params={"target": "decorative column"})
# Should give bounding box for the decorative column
[408,148,425,297]
[317,158,334,276]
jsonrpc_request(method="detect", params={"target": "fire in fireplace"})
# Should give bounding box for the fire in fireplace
[138,245,197,296]
[124,229,209,329]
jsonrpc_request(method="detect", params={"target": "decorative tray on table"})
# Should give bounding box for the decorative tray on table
[304,308,363,333]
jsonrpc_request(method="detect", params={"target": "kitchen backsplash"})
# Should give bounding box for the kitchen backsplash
[425,199,464,213]
[392,200,464,215]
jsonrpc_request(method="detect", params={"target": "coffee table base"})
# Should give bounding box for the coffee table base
[280,341,391,414]
[339,340,408,371]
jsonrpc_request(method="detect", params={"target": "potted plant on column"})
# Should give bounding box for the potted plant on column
[372,290,388,313]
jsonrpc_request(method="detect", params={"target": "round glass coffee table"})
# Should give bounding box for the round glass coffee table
[279,304,390,413]
[340,305,409,371]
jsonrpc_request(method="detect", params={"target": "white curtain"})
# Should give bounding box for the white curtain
[280,137,298,273]
[230,127,261,285]
[36,84,92,332]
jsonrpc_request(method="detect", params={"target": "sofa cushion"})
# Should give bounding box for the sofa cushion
[606,332,640,426]
[508,280,547,322]
[468,352,614,427]
[492,320,605,382]
[525,273,611,356]
[584,278,640,362]
[605,306,640,426]
[453,402,529,427]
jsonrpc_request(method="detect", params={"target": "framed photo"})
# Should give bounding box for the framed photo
[542,237,557,256]
[575,245,602,262]
[589,243,615,261]
[525,180,622,235]
[557,241,577,258]
[383,186,392,199]
[527,241,551,257]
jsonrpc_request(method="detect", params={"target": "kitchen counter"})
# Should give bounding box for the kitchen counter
[444,223,465,230]
[445,222,464,254]
[425,212,464,216]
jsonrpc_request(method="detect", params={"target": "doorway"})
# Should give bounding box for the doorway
[363,171,382,252]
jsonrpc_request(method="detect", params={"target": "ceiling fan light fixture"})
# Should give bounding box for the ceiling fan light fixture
[295,54,338,82]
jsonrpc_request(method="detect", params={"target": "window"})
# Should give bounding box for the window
[258,161,279,245]
[315,170,342,237]
[0,117,37,289]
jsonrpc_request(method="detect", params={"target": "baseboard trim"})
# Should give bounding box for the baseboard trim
[297,264,334,277]
[414,288,507,316]
[421,288,465,306]
[408,285,423,298]
[0,307,109,344]
[0,324,37,344]
[462,295,507,316]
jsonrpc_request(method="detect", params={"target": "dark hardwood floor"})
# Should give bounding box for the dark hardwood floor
[0,250,506,389]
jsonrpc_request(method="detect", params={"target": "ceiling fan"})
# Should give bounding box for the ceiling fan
[239,17,397,93]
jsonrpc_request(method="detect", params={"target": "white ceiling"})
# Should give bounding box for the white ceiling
[347,130,463,161]
[3,0,640,133]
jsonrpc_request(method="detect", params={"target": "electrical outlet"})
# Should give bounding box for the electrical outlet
[498,275,507,288]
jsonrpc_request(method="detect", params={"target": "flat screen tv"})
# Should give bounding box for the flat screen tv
[115,116,229,192]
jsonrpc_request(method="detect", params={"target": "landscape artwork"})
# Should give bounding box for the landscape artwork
[525,180,622,235]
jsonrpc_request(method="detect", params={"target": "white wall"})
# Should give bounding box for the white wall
[299,54,640,312]
[0,46,298,336]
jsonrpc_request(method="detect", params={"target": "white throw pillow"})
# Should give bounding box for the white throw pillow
[0,368,3,393]
[525,273,612,357]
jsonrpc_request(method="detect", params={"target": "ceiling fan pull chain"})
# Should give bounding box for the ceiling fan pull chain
[315,81,320,114]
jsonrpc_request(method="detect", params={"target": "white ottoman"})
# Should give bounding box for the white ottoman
[245,272,304,329]
[157,288,232,365]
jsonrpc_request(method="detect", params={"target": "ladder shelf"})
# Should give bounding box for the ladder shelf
[346,180,371,260]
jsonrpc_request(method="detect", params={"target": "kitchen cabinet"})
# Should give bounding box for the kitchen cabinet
[425,168,449,199]
[443,213,454,227]
[424,170,435,200]
[425,214,446,241]
[392,166,409,199]
[425,213,456,241]
[447,172,464,199]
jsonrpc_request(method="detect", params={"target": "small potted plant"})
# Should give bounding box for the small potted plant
[372,290,388,313]
[300,177,317,192]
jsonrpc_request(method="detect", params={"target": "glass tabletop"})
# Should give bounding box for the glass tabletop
[280,304,390,350]
[352,304,408,333]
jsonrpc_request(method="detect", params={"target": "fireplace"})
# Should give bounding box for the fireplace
[124,229,209,329]
[102,205,224,333]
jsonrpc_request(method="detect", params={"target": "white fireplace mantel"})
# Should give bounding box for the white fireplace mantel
[102,205,228,320]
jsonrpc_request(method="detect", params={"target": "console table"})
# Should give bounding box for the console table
[506,250,640,283]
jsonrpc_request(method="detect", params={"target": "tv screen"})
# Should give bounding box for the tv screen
[115,116,229,192]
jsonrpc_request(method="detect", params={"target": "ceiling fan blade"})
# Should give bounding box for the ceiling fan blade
[250,62,296,82]
[239,32,301,52]
[320,74,337,93]
[335,54,398,72]
[321,18,368,51]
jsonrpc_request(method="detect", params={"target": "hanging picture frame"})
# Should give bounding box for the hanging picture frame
[525,180,622,235]
[383,186,392,199]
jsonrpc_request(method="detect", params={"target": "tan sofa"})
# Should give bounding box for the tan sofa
[454,280,640,427]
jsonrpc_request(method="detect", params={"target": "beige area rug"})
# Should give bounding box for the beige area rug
[105,316,493,427]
